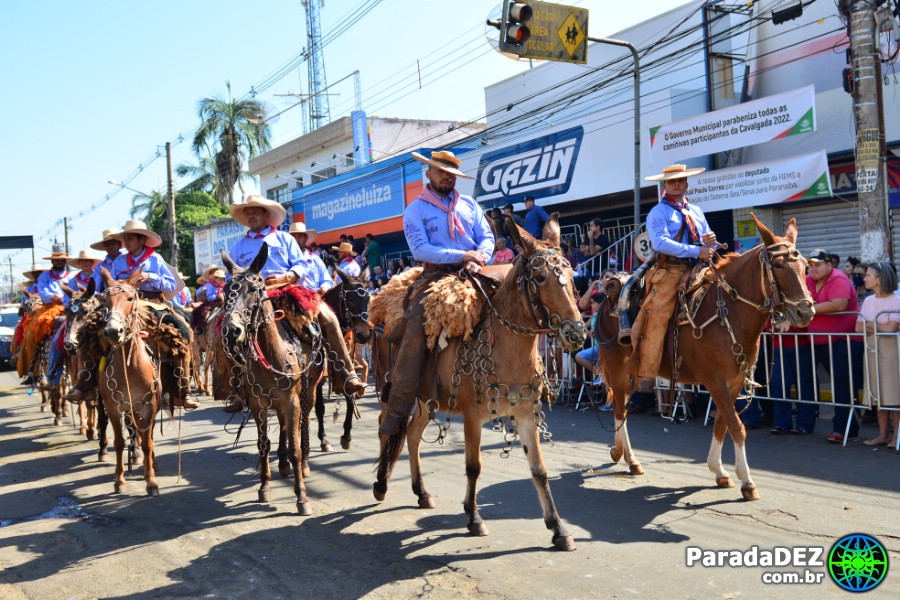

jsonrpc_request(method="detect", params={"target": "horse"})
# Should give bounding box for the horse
[190,303,223,396]
[220,244,322,515]
[373,214,586,551]
[596,215,814,501]
[315,267,371,452]
[60,281,102,439]
[98,268,162,495]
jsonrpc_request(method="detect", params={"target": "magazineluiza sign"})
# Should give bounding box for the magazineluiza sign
[687,150,832,212]
[650,86,816,166]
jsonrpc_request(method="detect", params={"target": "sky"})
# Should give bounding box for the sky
[0,0,680,282]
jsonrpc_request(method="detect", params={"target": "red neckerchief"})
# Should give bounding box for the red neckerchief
[210,280,224,289]
[662,194,699,244]
[121,246,154,276]
[246,226,273,239]
[75,272,92,287]
[49,269,70,281]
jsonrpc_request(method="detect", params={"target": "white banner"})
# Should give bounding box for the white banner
[687,150,833,213]
[650,86,816,166]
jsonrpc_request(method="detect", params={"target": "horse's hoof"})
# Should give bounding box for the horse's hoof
[373,481,387,502]
[716,476,735,489]
[629,463,644,475]
[609,447,623,463]
[87,429,96,441]
[340,437,351,451]
[301,462,311,478]
[467,522,489,537]
[79,426,87,436]
[297,501,312,516]
[258,489,271,503]
[278,464,291,478]
[552,535,577,552]
[130,451,143,466]
[741,484,760,501]
[54,416,62,426]
[417,495,436,509]
[98,452,109,462]
[320,441,332,452]
[40,403,48,413]
[147,487,160,497]
[114,483,125,493]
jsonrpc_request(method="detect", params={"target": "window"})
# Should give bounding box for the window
[267,185,291,204]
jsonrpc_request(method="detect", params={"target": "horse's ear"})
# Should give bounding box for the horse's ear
[335,266,350,285]
[127,267,144,287]
[507,215,528,252]
[782,217,798,244]
[100,266,115,287]
[249,242,268,275]
[751,212,778,245]
[221,250,236,274]
[84,277,96,299]
[484,212,500,242]
[543,212,561,247]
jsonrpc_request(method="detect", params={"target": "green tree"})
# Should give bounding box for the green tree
[192,81,270,206]
[143,191,229,276]
[129,189,168,223]
[175,154,220,201]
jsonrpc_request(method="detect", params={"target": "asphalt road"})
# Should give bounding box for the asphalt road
[1,368,898,599]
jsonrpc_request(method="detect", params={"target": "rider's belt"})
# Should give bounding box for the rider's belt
[656,255,691,268]
[422,263,462,273]
[138,291,164,301]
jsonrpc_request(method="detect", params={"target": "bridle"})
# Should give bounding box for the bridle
[330,279,369,332]
[103,284,140,344]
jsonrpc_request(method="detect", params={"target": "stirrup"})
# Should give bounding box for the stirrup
[617,327,633,347]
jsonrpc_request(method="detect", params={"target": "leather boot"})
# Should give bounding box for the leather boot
[63,388,84,402]
[378,302,427,436]
[318,308,366,397]
[173,396,201,410]
[223,397,244,413]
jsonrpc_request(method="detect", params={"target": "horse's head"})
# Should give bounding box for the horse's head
[100,267,142,345]
[754,213,815,327]
[221,244,268,353]
[328,267,371,344]
[507,212,587,351]
[63,278,98,353]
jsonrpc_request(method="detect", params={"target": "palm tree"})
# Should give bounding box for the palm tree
[192,81,270,205]
[129,190,168,223]
[176,154,221,201]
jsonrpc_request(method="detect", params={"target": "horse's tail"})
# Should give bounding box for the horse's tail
[375,418,408,482]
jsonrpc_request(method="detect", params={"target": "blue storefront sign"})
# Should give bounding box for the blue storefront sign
[302,166,405,232]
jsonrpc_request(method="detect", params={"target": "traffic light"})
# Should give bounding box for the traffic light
[842,67,853,94]
[499,2,533,54]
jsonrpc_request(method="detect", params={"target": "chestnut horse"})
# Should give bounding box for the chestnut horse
[221,245,321,515]
[98,268,161,496]
[373,215,586,551]
[60,281,102,439]
[597,215,814,500]
[315,267,371,452]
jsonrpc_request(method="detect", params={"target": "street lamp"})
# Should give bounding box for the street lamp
[108,179,151,197]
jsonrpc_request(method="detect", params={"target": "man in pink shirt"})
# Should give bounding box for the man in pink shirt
[801,249,862,443]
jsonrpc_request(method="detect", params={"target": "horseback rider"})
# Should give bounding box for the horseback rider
[288,222,334,293]
[332,242,361,278]
[37,251,74,306]
[379,149,495,435]
[68,250,102,291]
[89,228,123,293]
[21,264,46,303]
[227,195,366,413]
[626,164,717,412]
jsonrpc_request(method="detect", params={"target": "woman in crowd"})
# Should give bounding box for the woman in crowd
[856,262,900,447]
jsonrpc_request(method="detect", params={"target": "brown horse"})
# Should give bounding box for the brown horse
[221,244,321,515]
[98,268,162,496]
[597,215,814,500]
[60,282,101,439]
[373,215,586,551]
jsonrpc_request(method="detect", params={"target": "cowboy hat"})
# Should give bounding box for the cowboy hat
[645,164,706,182]
[42,250,74,262]
[330,242,357,256]
[288,221,318,241]
[208,268,226,279]
[230,195,287,228]
[109,220,163,248]
[411,149,473,179]
[196,265,222,285]
[89,228,123,251]
[67,250,103,270]
[23,263,47,280]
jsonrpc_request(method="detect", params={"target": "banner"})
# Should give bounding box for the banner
[302,166,405,233]
[650,85,816,165]
[687,150,832,212]
[0,235,33,250]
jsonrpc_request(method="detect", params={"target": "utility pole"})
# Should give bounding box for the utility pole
[63,217,70,255]
[166,141,178,271]
[7,257,13,301]
[843,0,891,262]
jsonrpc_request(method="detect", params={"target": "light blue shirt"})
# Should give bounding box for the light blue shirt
[171,288,191,307]
[22,281,39,304]
[229,227,308,280]
[403,190,494,265]
[647,196,712,260]
[197,281,224,303]
[110,250,176,293]
[37,268,73,306]
[93,254,119,292]
[300,251,334,292]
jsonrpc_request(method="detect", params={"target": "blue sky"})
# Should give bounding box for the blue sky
[1,0,678,279]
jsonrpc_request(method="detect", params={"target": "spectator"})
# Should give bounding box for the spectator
[522,196,549,239]
[363,233,381,272]
[857,262,900,447]
[844,256,860,278]
[492,237,515,264]
[829,253,840,269]
[585,218,610,259]
[851,262,872,306]
[769,321,815,434]
[801,249,862,444]
[578,269,614,313]
[574,291,608,393]
[397,256,412,273]
[369,264,390,290]
[502,203,526,233]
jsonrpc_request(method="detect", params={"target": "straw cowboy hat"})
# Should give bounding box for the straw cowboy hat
[67,250,103,270]
[23,264,47,280]
[109,220,163,248]
[411,149,473,179]
[230,194,287,228]
[42,250,74,262]
[330,242,357,256]
[645,164,706,182]
[288,221,318,241]
[89,228,122,251]
[196,265,223,285]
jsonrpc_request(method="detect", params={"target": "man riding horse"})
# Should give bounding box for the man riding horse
[226,195,366,413]
[90,228,123,293]
[625,164,718,412]
[378,149,495,435]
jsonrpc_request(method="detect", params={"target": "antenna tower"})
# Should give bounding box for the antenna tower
[302,0,330,131]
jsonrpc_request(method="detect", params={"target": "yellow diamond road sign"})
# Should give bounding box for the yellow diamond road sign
[557,12,585,59]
